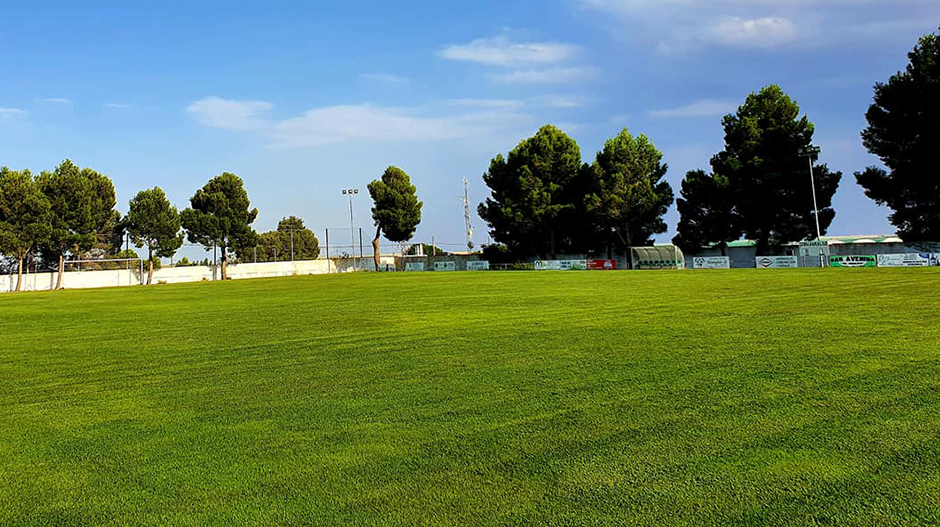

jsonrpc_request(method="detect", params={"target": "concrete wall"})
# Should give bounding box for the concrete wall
[684,246,757,270]
[1,256,390,293]
[399,254,488,271]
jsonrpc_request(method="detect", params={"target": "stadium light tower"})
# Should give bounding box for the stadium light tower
[463,177,474,250]
[799,145,823,240]
[342,188,359,262]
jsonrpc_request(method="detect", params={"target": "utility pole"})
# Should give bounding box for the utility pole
[799,146,823,240]
[325,228,330,273]
[277,226,295,261]
[342,188,358,262]
[463,177,474,250]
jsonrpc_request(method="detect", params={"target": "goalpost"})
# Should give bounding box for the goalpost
[61,258,145,287]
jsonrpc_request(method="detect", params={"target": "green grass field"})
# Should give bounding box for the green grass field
[2,270,940,526]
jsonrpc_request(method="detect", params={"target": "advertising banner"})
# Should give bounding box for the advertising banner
[876,254,931,267]
[535,260,588,270]
[829,255,876,268]
[933,254,940,266]
[588,259,617,270]
[693,256,731,269]
[755,256,799,269]
[466,261,490,271]
[405,262,426,272]
[433,261,456,271]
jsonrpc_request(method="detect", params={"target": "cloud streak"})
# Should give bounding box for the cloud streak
[187,97,273,130]
[439,35,592,85]
[649,99,737,119]
[438,36,580,67]
[187,97,539,148]
[493,67,597,85]
[577,0,940,52]
[0,107,27,118]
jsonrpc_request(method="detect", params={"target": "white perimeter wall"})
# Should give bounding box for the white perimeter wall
[1,257,392,293]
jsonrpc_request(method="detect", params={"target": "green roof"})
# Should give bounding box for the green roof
[706,235,903,250]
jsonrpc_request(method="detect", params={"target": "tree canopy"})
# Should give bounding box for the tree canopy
[0,168,52,291]
[676,86,842,254]
[126,187,184,284]
[856,28,940,242]
[478,125,584,258]
[240,216,320,262]
[37,159,116,289]
[673,171,737,255]
[585,129,674,255]
[180,172,258,279]
[368,166,422,268]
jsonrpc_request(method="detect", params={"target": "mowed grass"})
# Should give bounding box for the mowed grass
[2,270,940,526]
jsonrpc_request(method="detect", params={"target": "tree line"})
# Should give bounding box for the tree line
[1,28,936,289]
[0,162,422,291]
[479,28,940,260]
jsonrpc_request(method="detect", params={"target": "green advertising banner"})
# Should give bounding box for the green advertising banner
[829,255,876,268]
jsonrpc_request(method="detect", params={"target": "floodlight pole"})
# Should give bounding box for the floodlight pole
[800,146,823,240]
[343,188,359,267]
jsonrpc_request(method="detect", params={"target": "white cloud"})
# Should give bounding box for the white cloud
[103,102,133,109]
[271,104,533,148]
[706,17,799,47]
[187,98,539,148]
[438,36,580,67]
[494,67,597,84]
[0,107,26,118]
[649,99,737,118]
[187,97,273,130]
[40,97,71,104]
[576,0,940,52]
[358,73,410,85]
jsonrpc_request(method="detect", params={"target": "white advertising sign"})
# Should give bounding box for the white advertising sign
[876,254,931,267]
[693,256,731,269]
[433,261,456,271]
[534,260,588,270]
[799,240,830,257]
[466,261,490,271]
[755,256,799,269]
[405,262,426,272]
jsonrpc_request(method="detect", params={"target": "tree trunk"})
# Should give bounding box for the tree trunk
[55,254,64,290]
[615,228,632,270]
[372,226,381,271]
[606,229,613,260]
[16,255,23,292]
[220,246,228,280]
[147,246,154,285]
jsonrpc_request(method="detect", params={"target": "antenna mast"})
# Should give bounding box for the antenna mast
[463,177,474,250]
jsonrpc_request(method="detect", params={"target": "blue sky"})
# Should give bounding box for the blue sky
[1,1,938,258]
